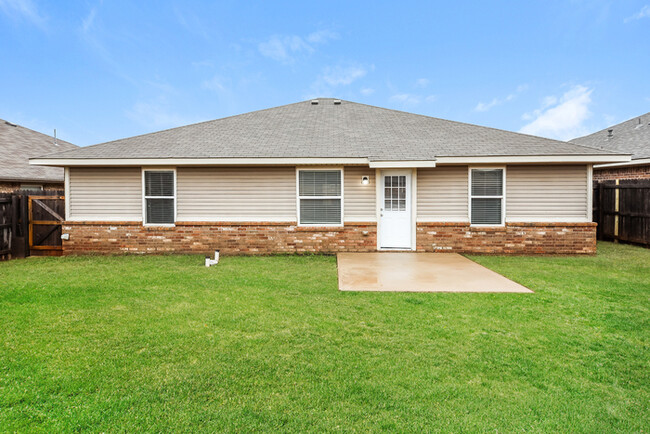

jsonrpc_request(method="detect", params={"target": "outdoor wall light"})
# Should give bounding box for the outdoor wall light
[361,176,370,185]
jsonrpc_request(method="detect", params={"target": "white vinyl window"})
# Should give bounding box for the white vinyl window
[297,169,343,225]
[143,170,176,225]
[469,168,505,225]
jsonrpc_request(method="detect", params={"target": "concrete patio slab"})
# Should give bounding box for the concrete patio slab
[337,253,532,293]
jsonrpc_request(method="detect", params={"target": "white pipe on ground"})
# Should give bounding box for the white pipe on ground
[205,250,220,267]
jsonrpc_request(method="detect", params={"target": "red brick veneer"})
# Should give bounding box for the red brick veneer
[593,164,650,181]
[417,222,597,254]
[62,221,377,255]
[62,221,597,255]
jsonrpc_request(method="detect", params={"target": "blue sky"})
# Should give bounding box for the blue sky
[1,0,649,147]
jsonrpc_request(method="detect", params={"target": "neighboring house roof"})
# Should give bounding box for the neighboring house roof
[571,112,650,161]
[32,99,624,165]
[1,119,77,183]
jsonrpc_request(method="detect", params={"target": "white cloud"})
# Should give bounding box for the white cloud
[475,84,528,112]
[391,93,420,105]
[624,4,650,22]
[0,0,46,27]
[389,92,437,106]
[202,75,228,93]
[81,3,100,34]
[305,64,371,98]
[415,78,430,88]
[174,7,210,40]
[360,87,375,95]
[258,29,338,63]
[126,99,192,130]
[519,85,593,140]
[322,65,367,86]
[306,29,338,44]
[258,35,310,63]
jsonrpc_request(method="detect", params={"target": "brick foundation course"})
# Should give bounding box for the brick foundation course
[417,222,597,255]
[593,164,650,181]
[62,221,377,255]
[63,221,597,255]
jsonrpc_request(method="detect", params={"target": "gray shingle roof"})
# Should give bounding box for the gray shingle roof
[39,99,618,161]
[571,112,650,160]
[1,119,77,182]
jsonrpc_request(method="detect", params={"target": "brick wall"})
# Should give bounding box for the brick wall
[62,221,596,255]
[593,164,650,181]
[62,222,377,255]
[417,222,596,255]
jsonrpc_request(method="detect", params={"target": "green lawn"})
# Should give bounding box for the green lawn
[0,242,648,432]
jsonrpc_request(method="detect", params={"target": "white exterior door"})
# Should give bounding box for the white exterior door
[379,170,412,249]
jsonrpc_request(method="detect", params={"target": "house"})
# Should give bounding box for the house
[30,99,630,255]
[571,112,650,181]
[0,119,77,193]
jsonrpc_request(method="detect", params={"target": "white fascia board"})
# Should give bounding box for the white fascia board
[29,157,371,167]
[594,158,650,168]
[368,161,436,168]
[435,155,632,164]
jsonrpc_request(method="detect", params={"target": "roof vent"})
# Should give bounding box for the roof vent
[607,129,613,138]
[311,99,319,105]
[4,120,17,127]
[333,99,342,105]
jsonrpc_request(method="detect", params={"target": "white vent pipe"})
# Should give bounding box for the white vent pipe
[205,250,220,267]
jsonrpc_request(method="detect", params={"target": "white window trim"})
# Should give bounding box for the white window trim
[587,164,593,222]
[468,166,506,227]
[64,167,70,220]
[296,167,344,227]
[142,167,177,227]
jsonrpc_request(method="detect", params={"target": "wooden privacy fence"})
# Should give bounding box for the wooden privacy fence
[0,190,64,260]
[593,180,650,247]
[0,196,11,259]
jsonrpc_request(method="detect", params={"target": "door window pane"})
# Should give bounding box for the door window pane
[384,175,407,211]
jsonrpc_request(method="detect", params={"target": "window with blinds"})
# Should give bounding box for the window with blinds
[144,170,175,224]
[298,170,342,225]
[470,168,504,225]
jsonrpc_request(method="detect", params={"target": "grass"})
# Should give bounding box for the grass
[0,242,648,432]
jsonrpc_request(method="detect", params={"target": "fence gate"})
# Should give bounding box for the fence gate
[29,195,65,255]
[593,180,650,247]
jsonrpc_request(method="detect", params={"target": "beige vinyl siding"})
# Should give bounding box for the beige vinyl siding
[417,166,469,222]
[344,166,376,222]
[506,165,588,222]
[176,167,296,221]
[68,167,142,221]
